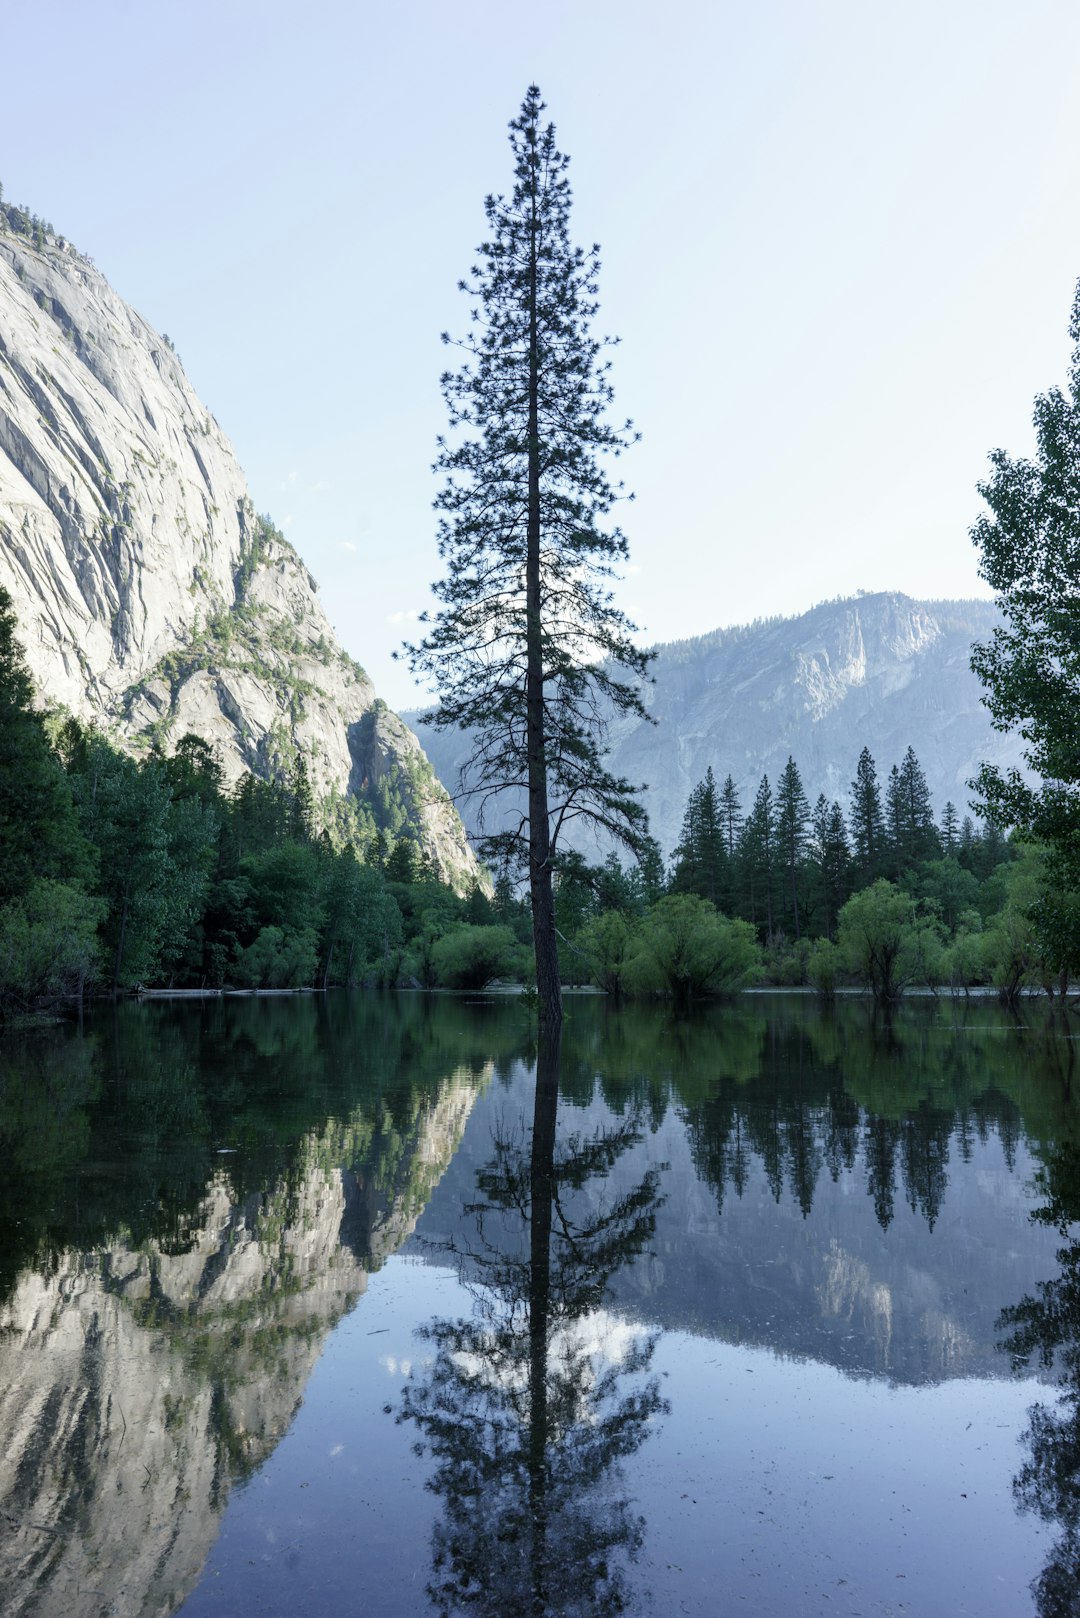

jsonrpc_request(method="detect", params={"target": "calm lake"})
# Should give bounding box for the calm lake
[2,992,1078,1618]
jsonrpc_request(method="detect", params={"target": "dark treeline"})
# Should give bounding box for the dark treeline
[1,573,1073,1013]
[0,588,531,1016]
[3,994,1074,1309]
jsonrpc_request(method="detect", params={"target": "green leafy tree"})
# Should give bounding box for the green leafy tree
[0,589,91,906]
[575,908,636,997]
[404,86,650,1034]
[629,894,760,1006]
[837,879,918,1004]
[432,923,524,989]
[970,278,1080,970]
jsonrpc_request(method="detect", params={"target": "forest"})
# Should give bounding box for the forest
[1,578,1070,1018]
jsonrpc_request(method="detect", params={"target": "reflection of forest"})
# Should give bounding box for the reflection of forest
[401,1034,668,1618]
[0,992,1075,1615]
[0,995,512,1618]
[418,996,1075,1383]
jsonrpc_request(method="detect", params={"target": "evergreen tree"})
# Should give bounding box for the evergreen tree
[739,775,776,938]
[775,756,811,939]
[0,588,90,905]
[670,767,727,908]
[884,763,905,879]
[405,86,649,1033]
[894,746,940,868]
[940,800,959,856]
[719,774,743,859]
[809,795,851,939]
[849,747,886,885]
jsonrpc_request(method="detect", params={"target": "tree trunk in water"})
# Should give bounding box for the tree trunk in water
[528,1030,560,1615]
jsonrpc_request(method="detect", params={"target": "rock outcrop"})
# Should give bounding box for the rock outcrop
[0,205,478,887]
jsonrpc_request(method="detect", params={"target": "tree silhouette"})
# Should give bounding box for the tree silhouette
[398,1036,667,1617]
[999,1142,1080,1618]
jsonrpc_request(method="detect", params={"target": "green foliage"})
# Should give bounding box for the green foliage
[628,895,761,1005]
[431,924,524,990]
[0,588,92,905]
[837,880,924,1003]
[806,937,841,1000]
[232,925,319,989]
[575,909,637,997]
[0,880,102,1016]
[970,279,1080,967]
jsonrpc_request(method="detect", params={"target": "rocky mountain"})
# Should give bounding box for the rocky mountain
[0,201,477,887]
[407,592,1029,859]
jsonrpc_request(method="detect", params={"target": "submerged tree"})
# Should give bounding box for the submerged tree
[405,86,650,1034]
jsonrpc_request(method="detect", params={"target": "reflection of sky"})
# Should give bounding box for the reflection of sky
[178,1253,1052,1618]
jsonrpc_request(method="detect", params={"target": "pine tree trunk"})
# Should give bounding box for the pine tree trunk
[525,163,562,1035]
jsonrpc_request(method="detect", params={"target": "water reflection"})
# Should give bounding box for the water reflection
[0,993,1074,1617]
[0,996,515,1618]
[1000,1137,1080,1618]
[399,1033,668,1617]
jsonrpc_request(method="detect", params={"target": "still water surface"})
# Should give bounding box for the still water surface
[1,993,1078,1617]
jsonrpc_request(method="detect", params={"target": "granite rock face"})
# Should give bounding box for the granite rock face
[0,212,478,887]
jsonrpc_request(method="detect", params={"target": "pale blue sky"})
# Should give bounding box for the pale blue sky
[4,0,1080,706]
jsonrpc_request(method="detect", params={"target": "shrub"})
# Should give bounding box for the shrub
[432,924,524,990]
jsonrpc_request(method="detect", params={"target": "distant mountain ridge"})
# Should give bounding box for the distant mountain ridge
[406,591,1028,859]
[0,199,478,886]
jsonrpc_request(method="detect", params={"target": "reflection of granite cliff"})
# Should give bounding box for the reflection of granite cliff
[412,1069,1061,1387]
[0,1075,481,1618]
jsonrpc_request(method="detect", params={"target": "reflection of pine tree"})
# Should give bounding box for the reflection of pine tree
[999,1143,1080,1618]
[899,1104,951,1231]
[399,1038,668,1618]
[864,1114,903,1232]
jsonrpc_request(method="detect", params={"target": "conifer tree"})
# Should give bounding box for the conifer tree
[849,747,886,885]
[775,756,811,939]
[940,800,959,856]
[739,775,776,937]
[810,795,851,939]
[671,767,727,907]
[896,746,939,866]
[719,774,743,859]
[405,86,649,1033]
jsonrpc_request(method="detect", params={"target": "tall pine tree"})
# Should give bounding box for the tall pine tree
[405,88,649,1032]
[775,756,811,939]
[849,747,886,885]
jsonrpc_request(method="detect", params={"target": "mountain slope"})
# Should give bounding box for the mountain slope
[407,592,1028,859]
[0,201,477,886]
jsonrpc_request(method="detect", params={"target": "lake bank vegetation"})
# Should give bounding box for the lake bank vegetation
[2,582,1074,1018]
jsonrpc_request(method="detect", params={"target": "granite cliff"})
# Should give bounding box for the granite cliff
[0,201,477,886]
